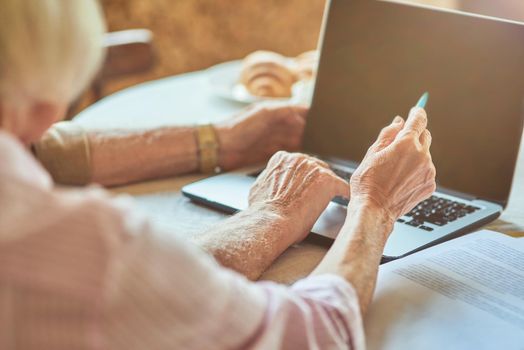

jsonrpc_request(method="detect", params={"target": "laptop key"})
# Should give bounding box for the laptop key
[464,205,480,213]
[425,215,448,226]
[406,219,423,227]
[401,195,483,230]
[419,225,434,232]
[445,215,459,222]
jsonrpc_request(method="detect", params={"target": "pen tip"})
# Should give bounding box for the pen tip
[416,92,429,109]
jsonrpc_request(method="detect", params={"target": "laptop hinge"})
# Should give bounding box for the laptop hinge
[435,185,475,201]
[436,185,505,207]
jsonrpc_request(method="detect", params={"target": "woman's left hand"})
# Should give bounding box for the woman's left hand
[215,103,308,170]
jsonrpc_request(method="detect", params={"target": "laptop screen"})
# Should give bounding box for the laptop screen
[303,0,524,205]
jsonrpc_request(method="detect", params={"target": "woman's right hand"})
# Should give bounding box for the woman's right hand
[349,107,436,228]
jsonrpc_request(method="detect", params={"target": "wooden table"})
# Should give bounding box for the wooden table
[76,69,524,284]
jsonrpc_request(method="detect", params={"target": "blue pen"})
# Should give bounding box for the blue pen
[416,92,429,109]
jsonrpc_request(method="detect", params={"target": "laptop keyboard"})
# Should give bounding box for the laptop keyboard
[330,167,481,232]
[400,196,480,231]
[253,166,482,232]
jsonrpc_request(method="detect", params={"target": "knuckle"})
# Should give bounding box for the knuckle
[418,147,428,157]
[285,152,298,160]
[309,160,324,172]
[401,130,417,140]
[396,135,416,148]
[275,150,288,158]
[380,125,392,135]
[405,130,419,140]
[312,166,325,175]
[294,153,309,162]
[429,163,437,176]
[320,167,336,178]
[303,155,318,164]
[291,152,307,162]
[423,130,432,142]
[316,168,328,177]
[413,107,427,120]
[428,169,436,181]
[306,167,323,182]
[316,158,330,168]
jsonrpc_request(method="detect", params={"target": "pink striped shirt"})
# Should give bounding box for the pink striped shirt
[0,131,364,349]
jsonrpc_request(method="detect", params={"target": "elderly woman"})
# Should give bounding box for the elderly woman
[0,1,436,349]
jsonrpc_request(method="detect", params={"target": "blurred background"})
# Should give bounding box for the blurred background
[74,0,524,114]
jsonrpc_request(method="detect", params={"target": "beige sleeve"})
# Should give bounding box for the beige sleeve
[33,122,91,185]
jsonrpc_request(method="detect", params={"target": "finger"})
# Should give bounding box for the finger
[425,162,437,184]
[324,170,351,199]
[304,154,330,169]
[266,150,288,170]
[372,116,405,151]
[419,129,432,151]
[280,133,304,152]
[398,107,427,138]
[276,105,308,125]
[281,152,316,171]
[290,105,309,120]
[332,175,351,199]
[306,168,350,201]
[284,109,306,128]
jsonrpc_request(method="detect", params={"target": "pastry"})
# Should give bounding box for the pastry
[239,50,296,98]
[292,50,319,81]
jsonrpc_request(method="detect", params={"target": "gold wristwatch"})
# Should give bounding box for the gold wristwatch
[196,124,221,174]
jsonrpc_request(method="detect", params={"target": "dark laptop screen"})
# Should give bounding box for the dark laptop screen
[303,0,524,205]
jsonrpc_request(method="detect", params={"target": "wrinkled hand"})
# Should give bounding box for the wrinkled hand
[350,107,436,226]
[249,151,349,244]
[216,103,307,170]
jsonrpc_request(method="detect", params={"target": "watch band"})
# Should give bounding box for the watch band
[196,124,220,174]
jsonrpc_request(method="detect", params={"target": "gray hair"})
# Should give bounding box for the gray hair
[0,0,106,106]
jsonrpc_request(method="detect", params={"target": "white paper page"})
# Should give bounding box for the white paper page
[365,230,524,350]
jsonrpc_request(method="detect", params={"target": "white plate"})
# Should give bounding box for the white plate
[206,60,313,104]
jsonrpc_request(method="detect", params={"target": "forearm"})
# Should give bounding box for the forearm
[192,204,293,280]
[313,200,393,314]
[88,127,199,186]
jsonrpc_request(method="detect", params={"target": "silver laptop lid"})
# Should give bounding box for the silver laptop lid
[303,0,524,206]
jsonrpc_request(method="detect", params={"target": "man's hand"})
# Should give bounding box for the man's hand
[249,151,349,245]
[215,103,308,170]
[349,107,437,232]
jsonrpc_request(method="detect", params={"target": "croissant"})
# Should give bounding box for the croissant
[240,51,296,98]
[292,50,319,81]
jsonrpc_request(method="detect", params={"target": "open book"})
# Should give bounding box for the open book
[365,230,524,350]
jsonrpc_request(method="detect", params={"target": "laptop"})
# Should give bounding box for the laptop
[183,0,524,259]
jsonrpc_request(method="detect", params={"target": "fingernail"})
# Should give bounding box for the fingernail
[393,116,402,124]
